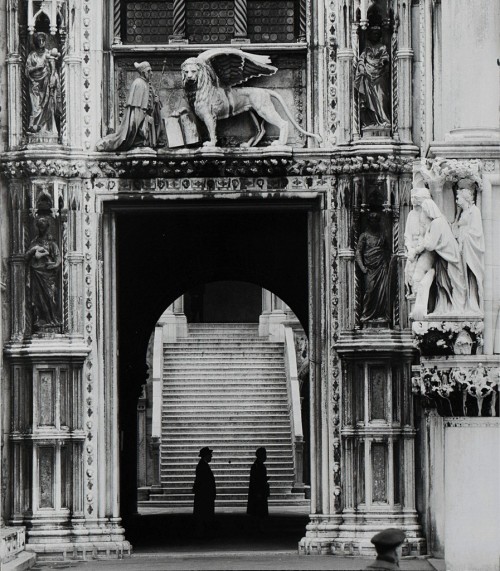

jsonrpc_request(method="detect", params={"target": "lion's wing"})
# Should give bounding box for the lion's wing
[197,48,277,87]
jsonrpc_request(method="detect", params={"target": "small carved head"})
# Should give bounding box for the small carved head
[33,32,47,50]
[181,59,201,86]
[410,186,431,207]
[134,61,152,81]
[456,179,476,207]
[36,216,50,234]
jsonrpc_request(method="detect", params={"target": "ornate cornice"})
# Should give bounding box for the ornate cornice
[0,151,415,180]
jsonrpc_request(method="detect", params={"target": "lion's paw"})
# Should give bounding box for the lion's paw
[271,140,289,147]
[203,141,217,147]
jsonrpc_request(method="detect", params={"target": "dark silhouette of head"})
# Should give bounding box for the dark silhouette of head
[256,447,267,462]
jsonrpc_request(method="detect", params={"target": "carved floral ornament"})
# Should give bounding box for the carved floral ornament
[412,364,500,417]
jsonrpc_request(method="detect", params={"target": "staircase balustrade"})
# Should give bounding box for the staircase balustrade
[284,326,304,492]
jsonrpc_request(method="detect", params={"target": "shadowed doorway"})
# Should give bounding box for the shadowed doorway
[114,202,314,550]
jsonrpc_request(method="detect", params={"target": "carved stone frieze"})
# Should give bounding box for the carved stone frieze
[412,319,484,356]
[412,362,500,417]
[0,153,415,180]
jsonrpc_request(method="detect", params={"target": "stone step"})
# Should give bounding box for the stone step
[162,416,290,425]
[163,351,283,368]
[162,402,288,411]
[165,342,283,348]
[162,432,292,441]
[164,349,283,355]
[163,388,288,396]
[141,496,309,507]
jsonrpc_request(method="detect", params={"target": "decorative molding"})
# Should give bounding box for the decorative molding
[0,154,415,180]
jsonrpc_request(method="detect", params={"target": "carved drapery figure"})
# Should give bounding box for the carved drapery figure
[453,181,485,315]
[97,61,165,151]
[410,199,465,319]
[404,187,431,296]
[25,32,61,136]
[25,217,62,331]
[355,212,390,322]
[354,27,391,129]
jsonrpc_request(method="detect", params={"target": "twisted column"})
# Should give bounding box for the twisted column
[391,29,399,141]
[171,0,187,41]
[299,0,306,40]
[113,0,122,44]
[61,211,69,333]
[60,32,67,145]
[234,0,248,39]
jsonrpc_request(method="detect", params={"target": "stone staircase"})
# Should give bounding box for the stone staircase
[145,323,309,510]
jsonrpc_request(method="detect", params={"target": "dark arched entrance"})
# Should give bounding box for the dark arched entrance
[115,203,313,528]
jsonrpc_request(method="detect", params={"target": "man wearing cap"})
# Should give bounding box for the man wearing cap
[192,447,216,538]
[365,528,406,570]
[96,60,165,151]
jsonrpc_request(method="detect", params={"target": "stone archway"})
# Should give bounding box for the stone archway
[110,204,315,520]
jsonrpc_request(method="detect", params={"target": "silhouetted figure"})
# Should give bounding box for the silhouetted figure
[365,528,406,570]
[189,283,205,322]
[247,447,270,533]
[192,446,216,538]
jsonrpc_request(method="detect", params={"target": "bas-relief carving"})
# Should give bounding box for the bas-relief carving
[25,217,62,333]
[412,364,499,417]
[405,185,485,322]
[101,50,316,152]
[180,49,321,148]
[25,32,61,142]
[97,62,165,151]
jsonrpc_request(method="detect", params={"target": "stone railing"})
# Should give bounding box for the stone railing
[283,326,304,491]
[412,357,500,417]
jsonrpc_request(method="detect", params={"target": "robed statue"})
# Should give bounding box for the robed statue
[25,217,61,331]
[355,212,391,323]
[25,32,61,136]
[97,61,165,151]
[354,27,391,129]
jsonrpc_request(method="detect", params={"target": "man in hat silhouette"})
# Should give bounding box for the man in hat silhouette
[365,528,406,570]
[192,447,216,538]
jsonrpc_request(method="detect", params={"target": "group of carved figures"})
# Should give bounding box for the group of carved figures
[354,178,485,326]
[97,50,320,151]
[404,182,484,320]
[24,27,390,148]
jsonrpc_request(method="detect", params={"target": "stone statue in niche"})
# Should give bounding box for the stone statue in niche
[180,48,321,147]
[404,187,431,297]
[25,32,61,137]
[25,217,61,332]
[452,180,485,315]
[354,27,391,130]
[97,61,165,151]
[408,198,465,320]
[355,212,391,323]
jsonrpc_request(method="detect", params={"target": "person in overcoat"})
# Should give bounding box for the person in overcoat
[192,446,216,538]
[246,447,270,532]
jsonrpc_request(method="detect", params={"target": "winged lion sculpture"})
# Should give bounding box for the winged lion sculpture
[181,48,322,148]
